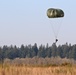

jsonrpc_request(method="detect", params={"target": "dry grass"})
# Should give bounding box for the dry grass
[0,64,76,75]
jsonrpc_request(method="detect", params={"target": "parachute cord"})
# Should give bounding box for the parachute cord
[49,18,64,42]
[51,23,57,39]
[55,18,63,39]
[51,24,57,43]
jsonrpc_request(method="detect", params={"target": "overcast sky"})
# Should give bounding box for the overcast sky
[0,0,76,47]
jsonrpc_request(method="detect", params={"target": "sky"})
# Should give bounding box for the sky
[0,0,76,47]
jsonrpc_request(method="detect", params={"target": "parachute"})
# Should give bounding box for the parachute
[47,8,64,18]
[47,8,64,43]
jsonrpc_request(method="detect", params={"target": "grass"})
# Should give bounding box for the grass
[0,64,76,75]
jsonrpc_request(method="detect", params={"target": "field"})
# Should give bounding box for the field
[0,57,76,75]
[0,65,76,75]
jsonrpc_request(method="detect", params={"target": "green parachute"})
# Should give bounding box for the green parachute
[47,8,64,18]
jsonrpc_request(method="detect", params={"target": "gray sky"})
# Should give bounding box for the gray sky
[0,0,76,47]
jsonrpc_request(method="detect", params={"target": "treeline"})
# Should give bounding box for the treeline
[0,43,76,60]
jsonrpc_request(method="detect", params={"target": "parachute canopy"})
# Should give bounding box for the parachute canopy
[47,8,64,18]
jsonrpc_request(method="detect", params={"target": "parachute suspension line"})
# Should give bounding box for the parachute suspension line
[54,18,63,38]
[50,21,57,39]
[56,18,63,38]
[49,18,63,42]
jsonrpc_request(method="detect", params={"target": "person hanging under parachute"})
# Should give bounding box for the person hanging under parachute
[47,8,64,43]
